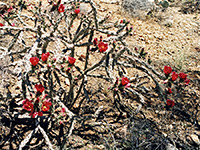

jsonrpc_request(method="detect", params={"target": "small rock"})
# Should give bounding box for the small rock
[190,134,200,145]
[155,110,166,115]
[15,80,22,90]
[100,0,120,4]
[122,112,127,118]
[65,78,70,85]
[76,48,85,57]
[122,0,155,18]
[79,3,91,14]
[95,145,105,149]
[166,143,178,150]
[162,132,167,137]
[162,16,173,27]
[195,47,200,52]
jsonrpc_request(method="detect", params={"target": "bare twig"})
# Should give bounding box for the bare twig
[55,96,75,119]
[18,126,39,150]
[38,125,54,150]
[0,26,37,32]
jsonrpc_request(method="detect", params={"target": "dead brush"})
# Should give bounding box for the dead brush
[0,0,196,149]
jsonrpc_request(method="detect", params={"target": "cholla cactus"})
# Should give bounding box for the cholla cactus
[0,0,193,149]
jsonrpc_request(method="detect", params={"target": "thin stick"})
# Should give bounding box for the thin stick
[38,125,54,150]
[18,126,39,150]
[55,96,75,119]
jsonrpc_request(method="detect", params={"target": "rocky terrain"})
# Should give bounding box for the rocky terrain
[0,0,200,149]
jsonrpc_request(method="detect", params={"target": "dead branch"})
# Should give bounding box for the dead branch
[38,125,55,150]
[54,96,75,119]
[18,126,39,150]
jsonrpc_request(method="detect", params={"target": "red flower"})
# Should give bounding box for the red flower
[125,83,131,88]
[184,78,190,85]
[167,88,172,94]
[179,72,187,80]
[30,57,39,66]
[58,4,65,13]
[41,105,49,112]
[53,58,56,62]
[171,72,178,81]
[0,23,4,27]
[35,84,45,93]
[66,67,71,73]
[22,98,31,105]
[7,6,13,13]
[38,111,43,116]
[61,108,66,116]
[121,77,130,86]
[41,52,50,62]
[41,99,52,112]
[98,42,108,52]
[47,64,52,68]
[61,108,65,113]
[166,99,175,107]
[59,121,63,125]
[23,99,34,111]
[68,56,76,65]
[74,8,80,14]
[42,94,48,100]
[32,111,43,118]
[93,38,98,46]
[120,20,123,23]
[163,66,172,75]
